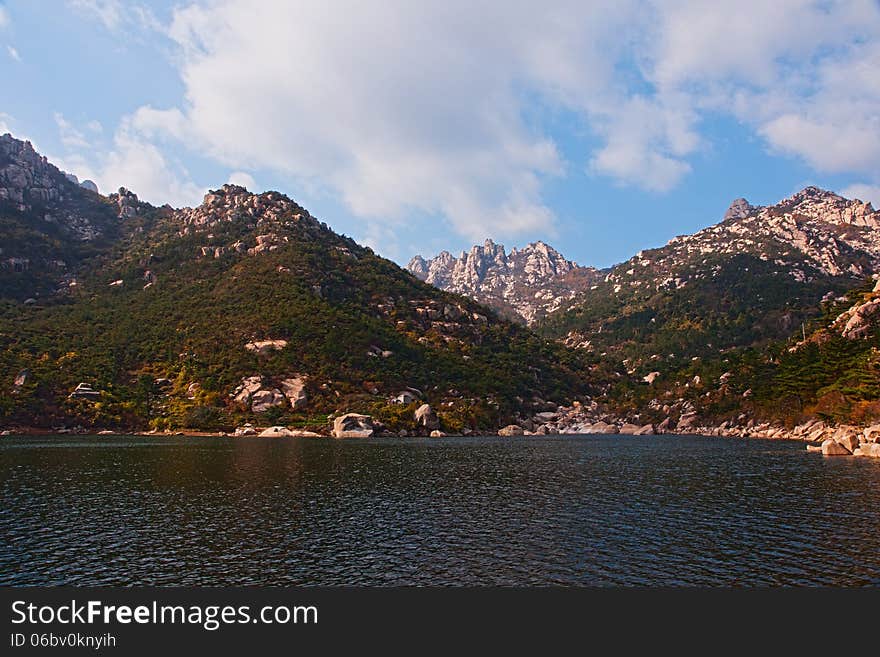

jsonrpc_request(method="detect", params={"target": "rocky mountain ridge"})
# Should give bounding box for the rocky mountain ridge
[407,239,600,324]
[542,186,880,368]
[0,134,141,301]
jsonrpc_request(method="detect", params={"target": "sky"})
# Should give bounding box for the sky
[2,1,880,268]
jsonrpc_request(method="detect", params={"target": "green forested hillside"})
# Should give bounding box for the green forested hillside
[0,186,599,433]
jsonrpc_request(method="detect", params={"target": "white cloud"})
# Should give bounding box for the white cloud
[67,0,161,33]
[68,0,123,30]
[227,171,256,191]
[840,184,880,206]
[0,7,9,28]
[62,0,880,242]
[6,44,19,61]
[51,114,204,208]
[54,113,89,149]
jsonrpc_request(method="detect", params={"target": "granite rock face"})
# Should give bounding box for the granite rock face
[407,239,600,324]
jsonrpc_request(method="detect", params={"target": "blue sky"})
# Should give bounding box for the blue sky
[2,1,879,268]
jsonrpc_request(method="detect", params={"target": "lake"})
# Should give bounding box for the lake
[2,434,879,586]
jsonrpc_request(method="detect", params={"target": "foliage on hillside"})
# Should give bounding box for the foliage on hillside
[540,251,857,369]
[0,201,601,432]
[603,278,880,427]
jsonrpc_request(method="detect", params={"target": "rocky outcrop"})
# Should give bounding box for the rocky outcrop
[250,389,287,413]
[723,198,755,221]
[821,439,851,455]
[0,133,118,241]
[280,376,307,409]
[244,339,289,356]
[231,374,306,413]
[414,403,439,430]
[498,424,524,436]
[69,382,100,400]
[407,239,600,324]
[332,413,374,438]
[828,279,880,340]
[258,426,322,438]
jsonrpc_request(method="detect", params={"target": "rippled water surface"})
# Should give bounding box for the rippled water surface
[2,434,880,586]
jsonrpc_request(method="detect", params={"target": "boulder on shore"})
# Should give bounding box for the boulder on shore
[832,428,859,452]
[429,430,446,438]
[498,424,524,436]
[580,421,618,434]
[259,426,295,437]
[620,423,655,435]
[332,413,374,438]
[821,439,852,456]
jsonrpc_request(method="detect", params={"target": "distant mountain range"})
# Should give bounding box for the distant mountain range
[407,240,601,324]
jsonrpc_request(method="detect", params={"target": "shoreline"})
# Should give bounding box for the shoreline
[2,419,879,457]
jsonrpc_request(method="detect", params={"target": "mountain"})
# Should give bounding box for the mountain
[0,133,156,301]
[407,239,601,324]
[0,135,597,433]
[540,187,880,372]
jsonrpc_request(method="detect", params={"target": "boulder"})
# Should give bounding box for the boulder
[186,382,201,400]
[619,423,653,435]
[233,425,257,437]
[656,417,671,433]
[833,428,860,452]
[863,425,880,443]
[805,444,823,453]
[580,421,618,435]
[251,389,286,413]
[244,339,288,356]
[429,430,446,438]
[259,426,295,437]
[392,391,418,405]
[642,371,660,384]
[414,403,439,429]
[12,369,28,393]
[859,443,880,458]
[280,376,308,409]
[677,412,698,429]
[69,382,100,400]
[821,439,851,456]
[232,376,263,404]
[332,413,374,438]
[498,424,524,436]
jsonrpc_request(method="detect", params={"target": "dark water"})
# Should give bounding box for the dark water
[2,434,880,586]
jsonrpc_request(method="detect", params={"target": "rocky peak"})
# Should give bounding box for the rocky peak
[723,198,755,221]
[778,186,877,227]
[1,133,69,213]
[107,187,141,219]
[408,239,599,324]
[176,184,319,233]
[600,186,880,308]
[0,133,117,241]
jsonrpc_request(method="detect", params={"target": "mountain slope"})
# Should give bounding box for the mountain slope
[407,239,600,324]
[540,187,880,373]
[0,134,155,301]
[0,149,599,433]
